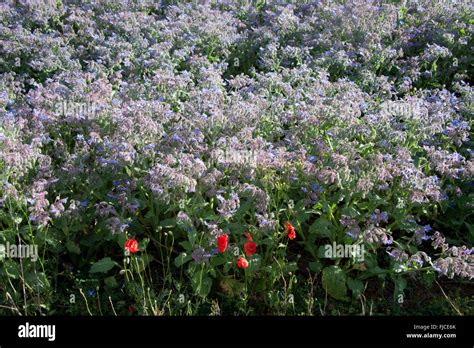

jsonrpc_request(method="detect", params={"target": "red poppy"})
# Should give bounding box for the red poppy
[244,240,257,256]
[285,222,296,240]
[217,234,229,253]
[245,232,253,241]
[124,238,139,253]
[236,257,249,269]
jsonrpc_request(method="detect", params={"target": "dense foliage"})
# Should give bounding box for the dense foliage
[0,0,473,315]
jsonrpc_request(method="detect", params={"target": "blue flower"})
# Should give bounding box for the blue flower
[2,179,9,189]
[99,158,119,165]
[112,180,121,186]
[451,119,461,128]
[171,134,183,143]
[143,143,156,150]
[311,182,324,193]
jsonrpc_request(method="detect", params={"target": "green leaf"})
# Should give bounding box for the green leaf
[159,218,176,228]
[187,230,197,246]
[393,275,407,302]
[174,252,191,267]
[210,254,226,267]
[322,266,347,300]
[347,278,364,298]
[309,216,335,240]
[191,272,212,297]
[90,257,116,274]
[260,237,274,246]
[340,207,360,218]
[309,260,322,274]
[104,276,118,288]
[66,240,81,254]
[1,260,20,279]
[25,272,50,293]
[179,241,192,251]
[284,261,298,273]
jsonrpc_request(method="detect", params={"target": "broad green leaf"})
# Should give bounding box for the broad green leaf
[191,272,212,297]
[90,257,116,273]
[309,260,322,274]
[309,216,335,240]
[322,266,347,300]
[347,277,364,298]
[210,254,226,267]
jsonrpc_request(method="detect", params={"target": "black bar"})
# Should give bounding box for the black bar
[0,316,472,346]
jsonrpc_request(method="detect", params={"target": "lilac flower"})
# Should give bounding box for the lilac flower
[105,217,129,235]
[28,192,50,226]
[386,247,409,262]
[364,226,393,245]
[49,197,68,218]
[125,199,140,213]
[216,192,240,220]
[192,247,210,264]
[256,213,277,231]
[369,209,389,225]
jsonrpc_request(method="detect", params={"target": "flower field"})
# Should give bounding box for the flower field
[0,0,473,316]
